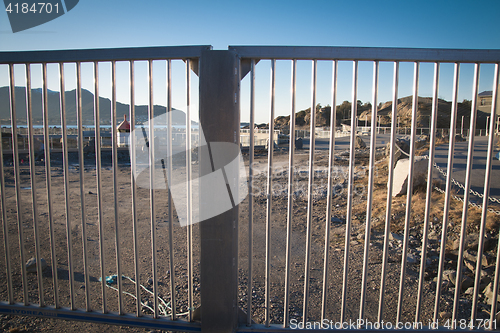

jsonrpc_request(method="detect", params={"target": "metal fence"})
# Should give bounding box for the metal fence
[0,45,210,332]
[0,46,499,332]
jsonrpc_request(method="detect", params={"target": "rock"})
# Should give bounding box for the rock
[387,137,410,168]
[442,270,456,284]
[428,230,439,240]
[407,253,419,264]
[479,276,491,292]
[463,250,488,267]
[331,217,344,224]
[355,136,366,149]
[463,250,476,262]
[464,287,474,295]
[464,259,475,273]
[436,272,473,291]
[483,282,500,305]
[414,135,427,149]
[452,235,479,251]
[461,276,474,291]
[390,156,428,197]
[440,311,452,320]
[389,232,404,241]
[25,257,48,273]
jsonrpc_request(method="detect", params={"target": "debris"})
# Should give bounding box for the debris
[389,232,404,242]
[25,257,47,274]
[98,274,126,285]
[331,217,344,224]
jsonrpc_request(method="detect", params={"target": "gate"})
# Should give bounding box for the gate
[0,46,500,332]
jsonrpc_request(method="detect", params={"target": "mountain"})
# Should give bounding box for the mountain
[0,86,191,126]
[272,96,490,130]
[360,96,489,129]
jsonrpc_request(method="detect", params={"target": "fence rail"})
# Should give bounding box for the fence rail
[0,45,499,332]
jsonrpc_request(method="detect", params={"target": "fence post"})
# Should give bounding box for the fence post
[199,49,240,333]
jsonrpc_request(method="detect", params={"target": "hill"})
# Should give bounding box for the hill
[360,96,489,129]
[271,97,490,130]
[0,86,190,126]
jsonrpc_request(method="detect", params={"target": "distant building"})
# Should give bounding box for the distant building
[117,114,130,147]
[477,91,500,134]
[478,91,492,106]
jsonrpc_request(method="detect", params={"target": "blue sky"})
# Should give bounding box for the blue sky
[1,0,500,123]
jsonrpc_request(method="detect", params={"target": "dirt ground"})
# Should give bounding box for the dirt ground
[0,144,499,332]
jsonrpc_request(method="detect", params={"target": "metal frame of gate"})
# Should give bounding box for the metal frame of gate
[0,45,209,332]
[0,46,500,332]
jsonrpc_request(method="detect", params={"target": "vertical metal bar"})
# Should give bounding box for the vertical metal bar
[63,63,76,310]
[452,63,480,328]
[265,59,276,328]
[396,62,419,323]
[359,61,379,320]
[10,64,29,305]
[94,61,107,314]
[247,58,255,327]
[186,59,194,322]
[302,59,317,324]
[129,60,142,316]
[148,59,159,319]
[416,62,440,322]
[111,61,123,315]
[283,59,296,327]
[42,63,59,308]
[321,60,338,322]
[341,60,358,323]
[26,64,45,307]
[464,64,484,322]
[487,64,500,325]
[433,63,460,322]
[166,59,176,320]
[378,61,399,321]
[0,66,13,305]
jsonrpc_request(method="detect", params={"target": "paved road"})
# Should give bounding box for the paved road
[301,134,500,200]
[433,136,500,199]
[302,133,395,150]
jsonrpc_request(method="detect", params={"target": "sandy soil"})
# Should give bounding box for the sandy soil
[0,145,498,332]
